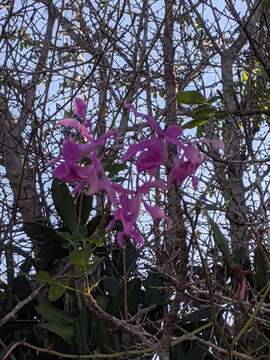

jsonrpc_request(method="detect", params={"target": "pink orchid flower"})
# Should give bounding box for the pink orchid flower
[73,97,86,119]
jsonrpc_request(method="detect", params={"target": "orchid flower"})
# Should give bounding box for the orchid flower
[57,97,92,140]
[52,100,223,247]
[73,97,86,119]
[106,194,144,246]
[124,105,203,189]
[107,179,170,245]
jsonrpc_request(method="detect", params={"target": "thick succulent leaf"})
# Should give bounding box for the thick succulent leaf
[127,278,142,314]
[254,246,268,290]
[103,276,121,298]
[70,248,92,272]
[76,193,93,226]
[87,215,103,236]
[144,272,165,307]
[48,283,66,302]
[39,322,74,347]
[36,301,75,325]
[206,214,233,268]
[52,179,77,232]
[24,222,64,244]
[176,91,206,105]
[74,307,90,354]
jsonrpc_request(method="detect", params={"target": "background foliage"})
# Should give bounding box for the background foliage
[1,0,270,359]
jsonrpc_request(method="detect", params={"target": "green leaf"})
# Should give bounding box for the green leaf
[176,91,205,105]
[95,319,115,352]
[87,215,103,236]
[24,222,68,270]
[70,248,92,271]
[11,276,32,301]
[127,278,142,314]
[207,95,220,104]
[214,110,228,119]
[191,106,216,121]
[103,276,121,298]
[183,118,209,129]
[96,294,110,310]
[171,343,185,360]
[57,231,75,246]
[264,0,270,9]
[144,272,165,306]
[36,301,75,325]
[74,307,90,354]
[159,89,165,98]
[92,238,105,248]
[24,222,64,244]
[52,179,77,232]
[72,225,88,239]
[254,246,268,290]
[39,322,74,347]
[182,104,216,129]
[37,241,68,271]
[77,194,93,226]
[206,214,233,268]
[36,271,53,283]
[48,283,66,302]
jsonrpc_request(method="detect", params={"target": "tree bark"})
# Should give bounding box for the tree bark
[159,0,188,357]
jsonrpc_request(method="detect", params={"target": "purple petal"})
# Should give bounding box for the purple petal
[120,194,141,224]
[53,164,67,180]
[136,150,163,172]
[123,223,144,246]
[168,160,192,187]
[137,140,167,172]
[184,144,202,164]
[58,118,92,140]
[73,142,98,159]
[129,195,141,221]
[144,115,162,135]
[58,118,80,128]
[124,104,162,135]
[143,201,166,219]
[53,163,82,182]
[111,183,133,195]
[208,138,224,151]
[63,139,82,163]
[78,125,91,140]
[123,142,145,161]
[62,138,98,163]
[125,139,167,173]
[130,229,144,246]
[164,125,183,142]
[106,209,121,231]
[123,139,153,161]
[73,97,86,118]
[137,179,166,194]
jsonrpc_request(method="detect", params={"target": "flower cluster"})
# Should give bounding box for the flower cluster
[52,98,223,246]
